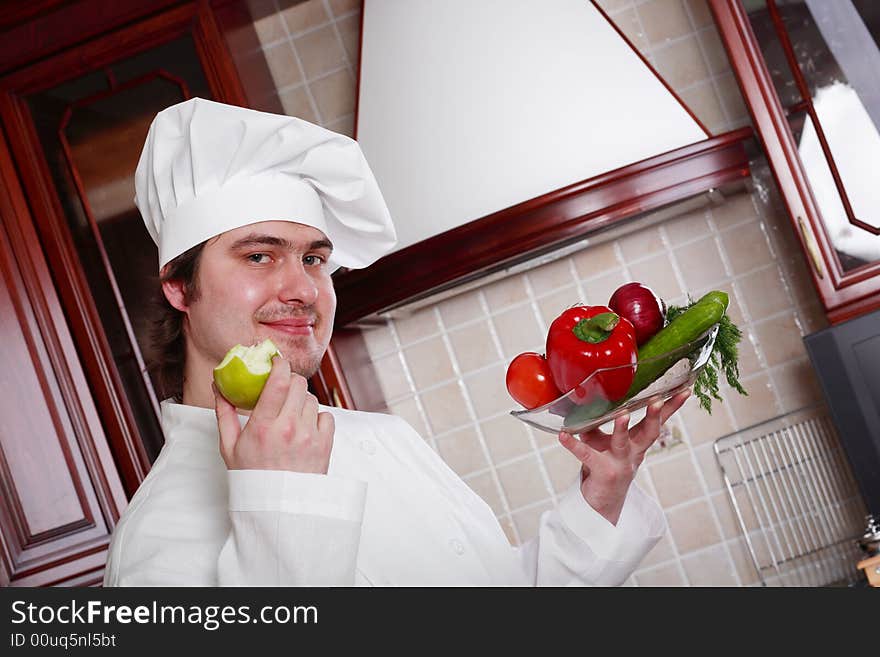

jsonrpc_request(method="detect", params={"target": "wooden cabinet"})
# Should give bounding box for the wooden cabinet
[0,0,281,586]
[710,0,880,324]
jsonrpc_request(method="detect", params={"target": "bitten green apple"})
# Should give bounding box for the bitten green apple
[212,339,282,410]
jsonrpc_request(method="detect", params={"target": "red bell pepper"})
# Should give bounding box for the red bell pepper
[545,305,638,405]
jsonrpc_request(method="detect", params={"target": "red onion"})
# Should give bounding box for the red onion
[608,282,666,346]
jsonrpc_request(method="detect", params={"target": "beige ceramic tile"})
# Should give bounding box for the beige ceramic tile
[648,451,704,508]
[795,302,828,337]
[464,471,505,516]
[252,1,287,44]
[638,0,693,45]
[666,499,722,553]
[617,225,665,264]
[679,82,726,134]
[724,372,780,430]
[435,426,488,478]
[437,289,484,328]
[580,269,629,308]
[697,27,730,76]
[527,258,575,292]
[387,397,429,439]
[627,253,683,301]
[512,500,554,543]
[499,516,518,546]
[715,72,750,124]
[678,391,735,445]
[310,69,355,122]
[393,306,439,345]
[663,207,711,247]
[674,236,728,290]
[279,85,317,122]
[359,322,395,359]
[596,0,632,13]
[496,455,553,510]
[693,443,724,493]
[448,321,501,375]
[404,336,455,389]
[371,353,410,402]
[737,265,792,321]
[540,445,580,495]
[635,562,685,587]
[781,257,822,308]
[536,285,581,328]
[336,14,361,64]
[709,191,757,229]
[712,490,745,540]
[263,42,303,89]
[571,241,620,280]
[752,314,807,367]
[483,275,529,309]
[419,382,471,435]
[608,7,649,52]
[329,0,360,16]
[735,330,763,378]
[464,364,511,419]
[728,537,762,585]
[491,304,543,358]
[684,0,714,29]
[326,113,354,138]
[769,358,824,413]
[720,222,774,276]
[652,35,711,89]
[639,533,677,568]
[681,544,739,586]
[481,415,533,464]
[281,0,329,34]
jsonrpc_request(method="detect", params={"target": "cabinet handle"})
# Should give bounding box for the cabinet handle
[798,216,824,279]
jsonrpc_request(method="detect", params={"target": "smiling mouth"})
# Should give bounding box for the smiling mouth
[262,320,315,336]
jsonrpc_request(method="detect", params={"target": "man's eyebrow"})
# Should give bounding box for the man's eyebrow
[227,233,333,252]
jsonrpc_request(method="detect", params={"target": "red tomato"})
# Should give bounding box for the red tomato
[505,352,562,410]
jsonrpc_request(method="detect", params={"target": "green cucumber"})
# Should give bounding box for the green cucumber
[624,290,729,399]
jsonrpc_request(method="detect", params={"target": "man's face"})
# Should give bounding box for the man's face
[184,220,336,378]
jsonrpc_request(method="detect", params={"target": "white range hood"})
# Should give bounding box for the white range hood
[356,0,709,253]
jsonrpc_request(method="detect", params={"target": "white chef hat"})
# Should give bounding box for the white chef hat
[134,97,397,272]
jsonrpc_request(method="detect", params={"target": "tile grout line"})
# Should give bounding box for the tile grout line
[274,0,324,125]
[385,318,438,453]
[434,304,524,546]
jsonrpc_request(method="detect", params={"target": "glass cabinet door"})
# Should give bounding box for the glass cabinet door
[24,35,213,463]
[713,0,880,322]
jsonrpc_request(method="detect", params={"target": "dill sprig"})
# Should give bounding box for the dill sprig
[666,299,748,413]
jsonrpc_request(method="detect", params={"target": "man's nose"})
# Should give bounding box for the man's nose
[277,259,319,305]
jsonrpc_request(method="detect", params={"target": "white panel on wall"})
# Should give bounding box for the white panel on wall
[357,0,708,252]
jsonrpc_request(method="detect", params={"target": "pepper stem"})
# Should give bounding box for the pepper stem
[572,312,620,344]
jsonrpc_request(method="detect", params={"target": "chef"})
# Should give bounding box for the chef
[103,97,689,587]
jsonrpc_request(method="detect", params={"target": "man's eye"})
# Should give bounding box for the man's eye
[246,253,271,264]
[304,254,326,266]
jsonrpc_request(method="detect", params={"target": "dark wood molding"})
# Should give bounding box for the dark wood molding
[709,0,880,324]
[0,126,127,587]
[0,0,185,76]
[333,127,753,327]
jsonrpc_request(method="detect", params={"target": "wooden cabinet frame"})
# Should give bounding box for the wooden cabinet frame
[709,0,880,324]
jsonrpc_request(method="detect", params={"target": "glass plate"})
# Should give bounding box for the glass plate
[510,323,720,435]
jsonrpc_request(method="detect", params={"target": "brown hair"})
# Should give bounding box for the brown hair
[146,241,207,403]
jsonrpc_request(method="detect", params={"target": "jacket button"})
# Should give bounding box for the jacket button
[360,439,376,455]
[449,539,465,555]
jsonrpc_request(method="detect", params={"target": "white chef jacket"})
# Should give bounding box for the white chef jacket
[103,400,667,586]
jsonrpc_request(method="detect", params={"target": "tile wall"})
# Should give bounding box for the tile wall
[244,0,837,585]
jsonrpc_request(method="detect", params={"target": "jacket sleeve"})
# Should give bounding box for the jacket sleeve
[104,463,367,587]
[513,475,667,586]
